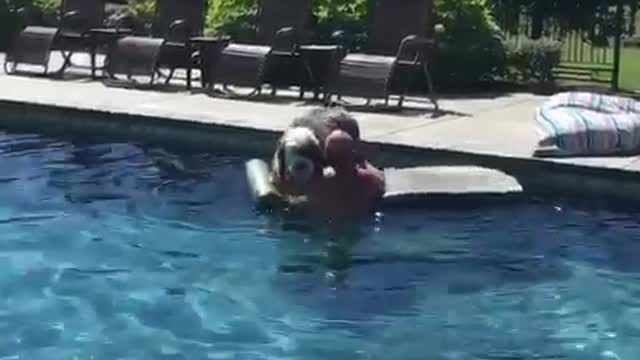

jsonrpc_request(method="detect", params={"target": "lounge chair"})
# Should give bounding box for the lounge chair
[256,0,312,44]
[332,35,438,109]
[212,27,300,96]
[329,0,438,110]
[209,0,311,96]
[367,0,434,56]
[105,0,208,88]
[4,0,106,76]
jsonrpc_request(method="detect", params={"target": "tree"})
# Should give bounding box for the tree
[629,0,638,35]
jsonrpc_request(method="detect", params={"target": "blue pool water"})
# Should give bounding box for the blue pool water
[0,130,639,359]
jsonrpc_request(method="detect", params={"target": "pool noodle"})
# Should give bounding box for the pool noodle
[246,159,523,210]
[245,159,284,208]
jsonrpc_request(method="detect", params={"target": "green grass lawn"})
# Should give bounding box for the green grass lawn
[508,34,640,91]
[556,46,640,92]
[619,47,640,92]
[558,34,640,91]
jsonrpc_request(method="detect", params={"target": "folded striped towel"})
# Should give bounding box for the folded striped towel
[535,92,640,157]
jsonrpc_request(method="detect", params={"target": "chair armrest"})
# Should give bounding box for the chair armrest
[329,29,364,54]
[167,19,191,42]
[60,10,94,34]
[398,36,435,51]
[397,35,435,63]
[272,27,297,54]
[60,10,81,25]
[330,30,347,45]
[13,7,28,28]
[105,11,131,31]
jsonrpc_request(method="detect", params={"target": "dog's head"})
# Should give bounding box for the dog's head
[273,127,325,187]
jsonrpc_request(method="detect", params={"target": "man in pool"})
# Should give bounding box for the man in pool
[305,129,386,219]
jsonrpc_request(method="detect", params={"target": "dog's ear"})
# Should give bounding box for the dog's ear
[272,141,286,182]
[306,140,326,176]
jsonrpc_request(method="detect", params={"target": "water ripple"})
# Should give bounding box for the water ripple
[0,131,635,358]
[0,214,59,225]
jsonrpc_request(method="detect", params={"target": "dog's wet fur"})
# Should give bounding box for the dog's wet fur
[271,107,364,193]
[290,107,361,145]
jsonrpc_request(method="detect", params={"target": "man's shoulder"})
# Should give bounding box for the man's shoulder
[357,163,386,194]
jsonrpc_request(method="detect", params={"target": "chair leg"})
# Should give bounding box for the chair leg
[4,57,17,74]
[200,64,208,89]
[323,90,335,106]
[248,87,260,97]
[187,66,192,91]
[57,50,73,75]
[164,69,175,85]
[423,64,439,112]
[155,69,164,82]
[90,42,97,79]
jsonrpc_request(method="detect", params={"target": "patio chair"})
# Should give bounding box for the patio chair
[329,0,438,110]
[105,0,208,88]
[212,27,300,96]
[367,0,434,56]
[332,35,438,109]
[209,0,311,96]
[4,0,106,76]
[256,0,312,44]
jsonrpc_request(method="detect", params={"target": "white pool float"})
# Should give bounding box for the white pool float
[245,159,285,209]
[245,159,523,210]
[535,92,640,157]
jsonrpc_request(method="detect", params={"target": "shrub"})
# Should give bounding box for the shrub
[123,0,155,34]
[205,0,256,39]
[504,37,562,83]
[312,0,368,49]
[432,0,508,88]
[33,0,59,19]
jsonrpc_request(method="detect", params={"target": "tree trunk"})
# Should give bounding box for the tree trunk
[366,0,377,40]
[530,2,544,39]
[630,0,638,35]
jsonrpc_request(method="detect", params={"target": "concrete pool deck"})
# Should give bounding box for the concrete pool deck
[1,53,640,202]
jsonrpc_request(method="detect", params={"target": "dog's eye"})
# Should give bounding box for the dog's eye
[293,162,308,171]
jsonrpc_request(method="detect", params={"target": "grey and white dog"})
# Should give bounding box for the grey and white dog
[271,107,362,194]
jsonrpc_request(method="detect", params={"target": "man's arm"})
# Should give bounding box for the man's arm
[360,162,387,200]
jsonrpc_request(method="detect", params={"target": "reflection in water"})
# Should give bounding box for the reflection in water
[0,130,638,359]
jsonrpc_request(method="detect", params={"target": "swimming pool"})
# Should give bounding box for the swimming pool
[0,129,639,360]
